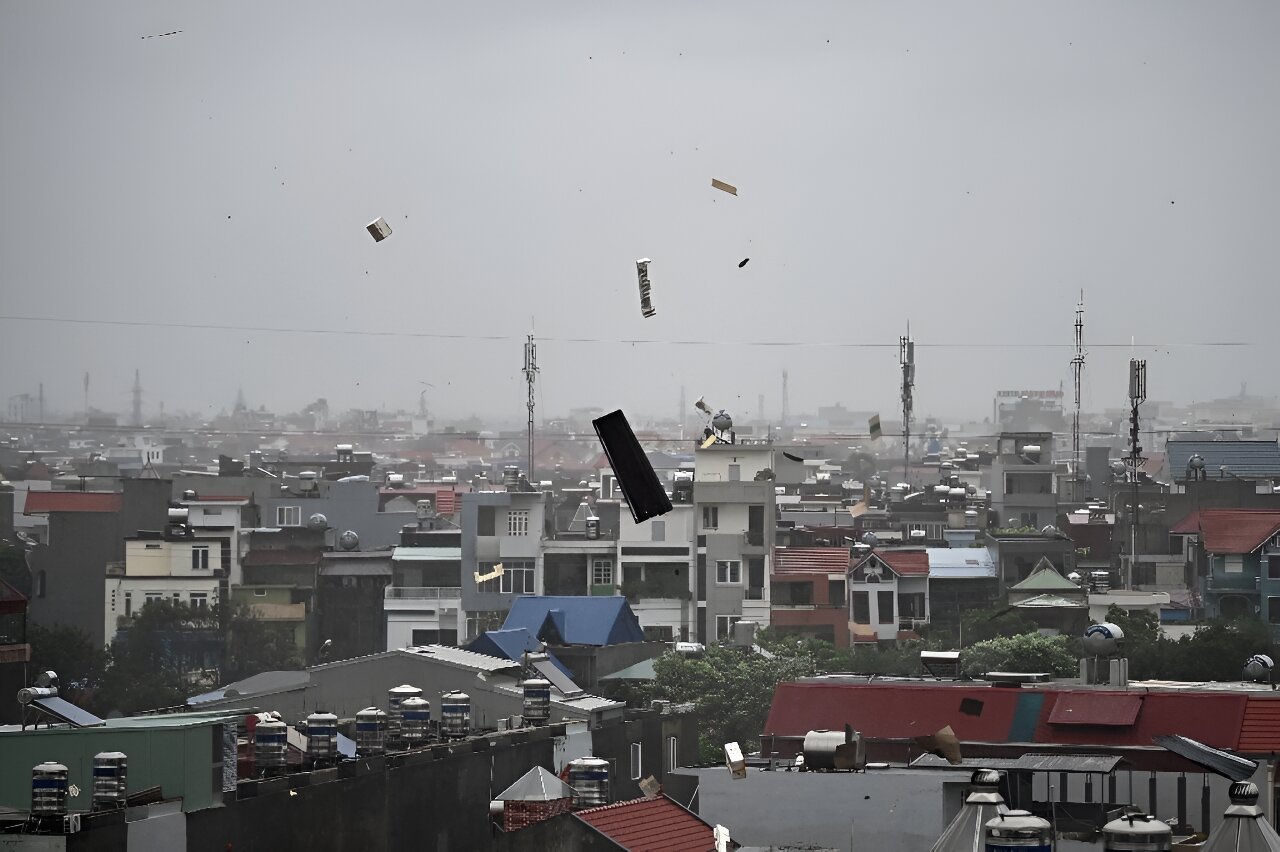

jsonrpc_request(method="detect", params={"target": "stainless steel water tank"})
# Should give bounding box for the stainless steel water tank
[984,810,1052,849]
[387,684,422,740]
[441,691,471,739]
[355,707,388,755]
[255,717,288,774]
[521,678,551,726]
[1102,812,1172,851]
[306,712,338,762]
[31,762,68,816]
[91,752,128,810]
[400,697,430,745]
[567,757,610,808]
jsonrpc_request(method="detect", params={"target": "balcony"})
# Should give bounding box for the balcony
[384,587,462,600]
[1204,574,1259,593]
[899,617,929,632]
[743,531,765,548]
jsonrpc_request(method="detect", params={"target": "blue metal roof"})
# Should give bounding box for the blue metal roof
[502,596,646,646]
[1167,440,1280,480]
[464,628,573,678]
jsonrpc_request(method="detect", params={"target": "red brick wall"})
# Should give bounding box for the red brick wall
[504,797,573,831]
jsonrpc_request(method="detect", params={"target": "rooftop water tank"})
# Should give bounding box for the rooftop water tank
[1102,812,1172,851]
[1245,654,1275,683]
[306,713,338,763]
[356,707,388,755]
[521,679,551,726]
[400,697,431,746]
[254,717,288,775]
[91,752,128,810]
[567,757,610,808]
[801,729,864,771]
[388,684,423,741]
[441,691,471,739]
[984,810,1052,849]
[1083,623,1125,657]
[31,762,68,816]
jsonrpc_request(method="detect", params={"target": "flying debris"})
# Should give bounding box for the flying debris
[474,563,505,584]
[366,217,393,242]
[738,258,750,268]
[868,414,882,440]
[635,258,656,318]
[141,30,183,39]
[710,178,738,196]
[593,410,672,523]
[700,434,718,449]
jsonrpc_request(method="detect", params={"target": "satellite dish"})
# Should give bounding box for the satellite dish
[861,532,878,546]
[307,513,329,530]
[712,410,734,433]
[338,530,359,551]
[1082,623,1124,657]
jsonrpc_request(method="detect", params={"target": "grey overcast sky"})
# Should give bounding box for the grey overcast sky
[2,2,1277,426]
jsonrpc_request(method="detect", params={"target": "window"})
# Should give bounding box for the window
[253,588,268,597]
[144,593,164,609]
[630,742,642,780]
[496,560,532,593]
[204,507,223,516]
[667,736,679,771]
[829,579,846,605]
[716,615,740,640]
[851,591,870,624]
[172,592,182,604]
[728,464,741,482]
[878,590,895,624]
[412,628,440,645]
[507,510,530,536]
[747,557,765,600]
[276,505,301,527]
[716,560,741,584]
[1270,598,1280,625]
[702,506,719,529]
[478,506,496,536]
[190,593,208,610]
[191,547,210,571]
[1271,557,1280,581]
[124,592,132,617]
[623,563,644,584]
[651,521,666,542]
[899,592,926,620]
[1225,555,1244,574]
[465,610,506,640]
[592,559,614,587]
[476,562,502,594]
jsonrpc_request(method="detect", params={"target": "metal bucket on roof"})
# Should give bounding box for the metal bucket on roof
[567,757,610,808]
[441,691,471,739]
[254,717,288,775]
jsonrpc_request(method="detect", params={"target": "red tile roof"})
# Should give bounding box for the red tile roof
[851,548,930,577]
[23,491,121,514]
[1238,697,1280,754]
[575,796,718,852]
[1169,509,1280,554]
[773,547,849,575]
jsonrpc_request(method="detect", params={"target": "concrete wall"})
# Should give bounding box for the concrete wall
[27,513,122,649]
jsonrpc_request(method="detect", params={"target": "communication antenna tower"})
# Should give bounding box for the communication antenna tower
[900,329,915,486]
[1070,292,1087,500]
[523,334,538,482]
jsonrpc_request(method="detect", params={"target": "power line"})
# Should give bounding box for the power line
[0,314,1259,350]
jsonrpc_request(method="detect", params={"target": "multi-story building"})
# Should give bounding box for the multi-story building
[385,528,462,649]
[1171,509,1280,630]
[618,476,696,642]
[847,548,929,643]
[104,530,222,645]
[693,444,775,644]
[459,487,549,641]
[984,431,1058,530]
[770,546,850,646]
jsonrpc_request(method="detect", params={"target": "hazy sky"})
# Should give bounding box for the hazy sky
[2,2,1277,426]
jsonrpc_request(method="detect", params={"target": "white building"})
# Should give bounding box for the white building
[104,534,222,645]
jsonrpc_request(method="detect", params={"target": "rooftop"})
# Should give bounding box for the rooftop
[1170,509,1280,554]
[575,795,719,852]
[23,491,121,514]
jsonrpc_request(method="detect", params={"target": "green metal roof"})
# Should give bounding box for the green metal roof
[1009,559,1079,592]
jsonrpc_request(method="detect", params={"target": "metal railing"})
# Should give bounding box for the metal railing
[384,586,462,600]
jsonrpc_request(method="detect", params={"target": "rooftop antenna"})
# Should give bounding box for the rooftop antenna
[781,369,789,429]
[523,331,538,482]
[1070,292,1087,501]
[131,369,143,427]
[901,326,915,487]
[1125,357,1147,590]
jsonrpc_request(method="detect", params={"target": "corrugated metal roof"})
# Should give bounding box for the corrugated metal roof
[1239,698,1280,754]
[1167,440,1280,480]
[916,753,1124,773]
[503,596,645,646]
[1009,562,1079,591]
[575,795,717,852]
[1048,693,1143,727]
[396,645,522,673]
[773,546,850,574]
[496,766,575,802]
[1170,510,1280,554]
[391,546,462,561]
[1154,734,1258,782]
[23,491,121,514]
[926,548,996,578]
[1011,594,1086,609]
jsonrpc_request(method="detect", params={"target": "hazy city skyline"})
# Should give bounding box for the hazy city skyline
[3,2,1277,424]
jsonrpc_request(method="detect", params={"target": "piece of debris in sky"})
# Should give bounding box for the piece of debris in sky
[366,217,393,242]
[141,30,183,39]
[738,258,750,268]
[869,414,882,440]
[636,258,656,318]
[593,409,673,523]
[711,178,738,196]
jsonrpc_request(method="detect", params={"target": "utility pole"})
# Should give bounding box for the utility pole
[900,330,915,487]
[132,369,143,427]
[523,334,538,482]
[1126,358,1147,589]
[1070,292,1086,501]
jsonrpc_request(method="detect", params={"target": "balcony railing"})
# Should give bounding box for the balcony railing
[743,531,764,547]
[899,617,928,631]
[384,586,462,600]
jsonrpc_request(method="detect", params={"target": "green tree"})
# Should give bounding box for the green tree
[97,601,221,715]
[961,633,1078,679]
[222,601,302,682]
[27,623,108,707]
[651,645,816,761]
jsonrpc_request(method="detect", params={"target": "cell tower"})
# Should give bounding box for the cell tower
[679,386,687,440]
[1125,358,1147,589]
[1070,292,1086,501]
[900,330,915,486]
[131,369,143,427]
[523,334,538,482]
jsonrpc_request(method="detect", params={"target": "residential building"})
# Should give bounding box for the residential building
[0,578,29,724]
[984,431,1058,530]
[180,495,253,586]
[104,530,223,645]
[459,486,548,639]
[693,444,775,644]
[925,546,999,632]
[847,548,930,643]
[1171,509,1280,630]
[770,547,850,646]
[385,528,462,649]
[1166,440,1280,488]
[542,491,622,599]
[318,548,393,658]
[236,527,323,660]
[985,527,1077,590]
[497,595,659,688]
[618,482,695,642]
